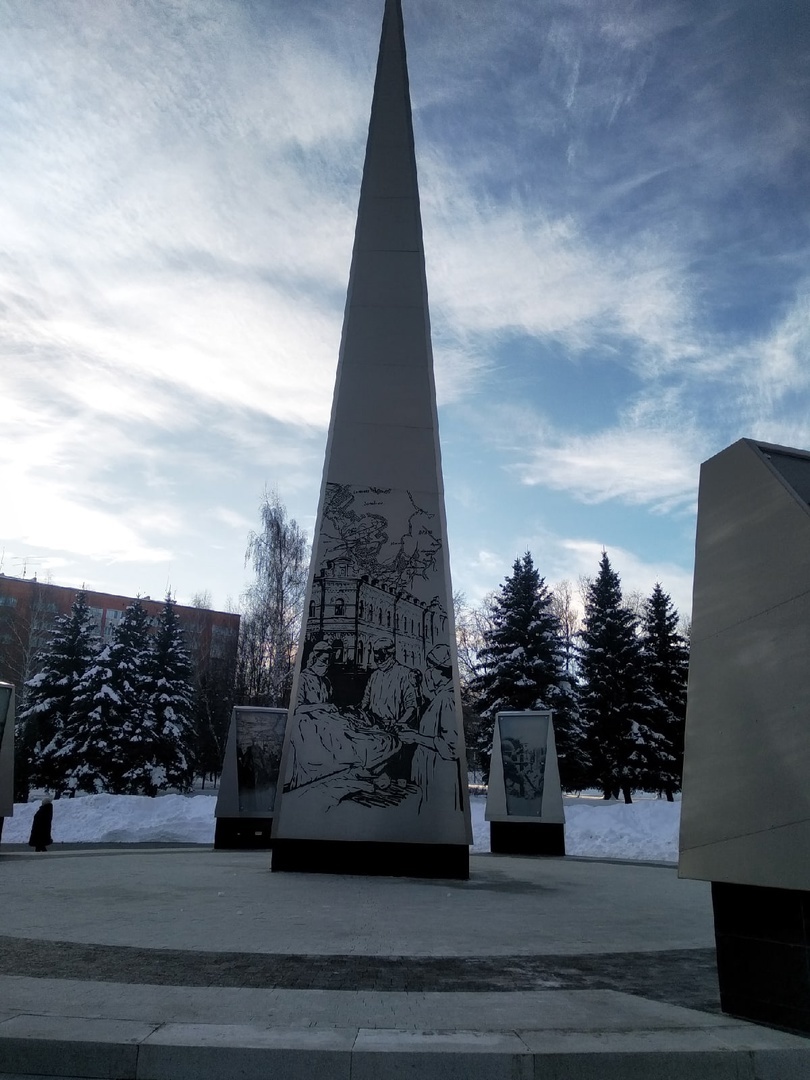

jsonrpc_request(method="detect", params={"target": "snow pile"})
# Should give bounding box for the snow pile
[4,793,680,864]
[4,794,217,845]
[470,795,679,862]
[563,798,680,862]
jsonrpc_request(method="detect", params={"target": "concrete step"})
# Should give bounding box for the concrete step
[2,1010,810,1080]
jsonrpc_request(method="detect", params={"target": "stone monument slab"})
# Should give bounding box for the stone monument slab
[271,0,471,878]
[215,706,286,849]
[680,438,810,1032]
[486,710,565,856]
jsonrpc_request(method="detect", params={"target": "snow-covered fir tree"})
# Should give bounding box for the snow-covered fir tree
[143,594,195,793]
[578,552,663,803]
[19,591,99,795]
[57,643,123,794]
[107,600,163,794]
[472,552,586,786]
[639,583,689,800]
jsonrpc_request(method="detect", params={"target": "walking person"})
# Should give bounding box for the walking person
[28,797,54,853]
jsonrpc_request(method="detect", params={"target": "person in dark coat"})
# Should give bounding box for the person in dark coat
[28,797,53,853]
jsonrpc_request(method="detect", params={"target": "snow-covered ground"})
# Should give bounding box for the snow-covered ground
[3,793,681,863]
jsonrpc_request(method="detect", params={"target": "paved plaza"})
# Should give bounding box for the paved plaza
[0,845,809,1078]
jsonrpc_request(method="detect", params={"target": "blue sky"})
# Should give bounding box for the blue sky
[1,0,808,618]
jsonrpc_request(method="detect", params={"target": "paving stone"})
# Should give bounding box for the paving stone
[351,1048,534,1080]
[750,1049,810,1078]
[533,1051,750,1079]
[0,847,805,1080]
[136,1043,351,1080]
[0,935,720,1014]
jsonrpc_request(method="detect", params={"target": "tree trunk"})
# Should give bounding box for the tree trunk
[621,785,633,804]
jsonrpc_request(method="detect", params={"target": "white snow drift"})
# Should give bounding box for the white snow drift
[3,793,681,863]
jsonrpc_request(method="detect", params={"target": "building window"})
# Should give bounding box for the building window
[359,600,364,619]
[309,600,316,618]
[334,598,345,617]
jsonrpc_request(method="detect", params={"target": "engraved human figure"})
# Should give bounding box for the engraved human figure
[288,640,397,791]
[297,640,334,709]
[360,636,419,783]
[402,644,462,811]
[360,637,418,731]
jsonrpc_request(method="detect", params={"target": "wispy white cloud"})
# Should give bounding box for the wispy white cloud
[557,537,694,616]
[423,165,694,371]
[516,424,703,513]
[463,396,703,515]
[211,507,255,532]
[451,529,694,618]
[740,286,810,423]
[1,0,808,615]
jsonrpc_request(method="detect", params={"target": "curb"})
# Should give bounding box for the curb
[2,1018,810,1080]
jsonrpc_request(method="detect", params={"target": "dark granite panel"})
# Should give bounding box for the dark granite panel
[214,817,274,850]
[716,935,810,1011]
[721,992,810,1034]
[712,881,807,945]
[271,839,470,880]
[712,880,810,1034]
[489,822,566,857]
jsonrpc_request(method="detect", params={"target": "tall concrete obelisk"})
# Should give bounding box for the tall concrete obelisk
[271,0,472,879]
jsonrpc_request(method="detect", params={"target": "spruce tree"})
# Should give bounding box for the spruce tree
[639,583,689,800]
[144,595,195,793]
[20,591,99,794]
[58,644,122,794]
[473,552,585,785]
[109,600,159,794]
[578,552,662,802]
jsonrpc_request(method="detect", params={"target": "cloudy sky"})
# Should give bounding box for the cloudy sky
[2,0,808,617]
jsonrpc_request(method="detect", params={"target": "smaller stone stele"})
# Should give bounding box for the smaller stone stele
[485,711,565,856]
[214,706,287,849]
[0,682,14,833]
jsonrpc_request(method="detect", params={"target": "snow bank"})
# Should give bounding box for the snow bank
[563,798,680,863]
[470,795,679,862]
[3,794,217,845]
[4,792,680,864]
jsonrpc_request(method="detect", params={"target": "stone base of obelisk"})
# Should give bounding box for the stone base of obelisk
[489,821,566,857]
[712,880,810,1033]
[271,839,469,880]
[214,817,274,850]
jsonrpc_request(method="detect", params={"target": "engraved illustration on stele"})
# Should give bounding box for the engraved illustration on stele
[500,715,548,818]
[282,483,465,843]
[235,709,285,815]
